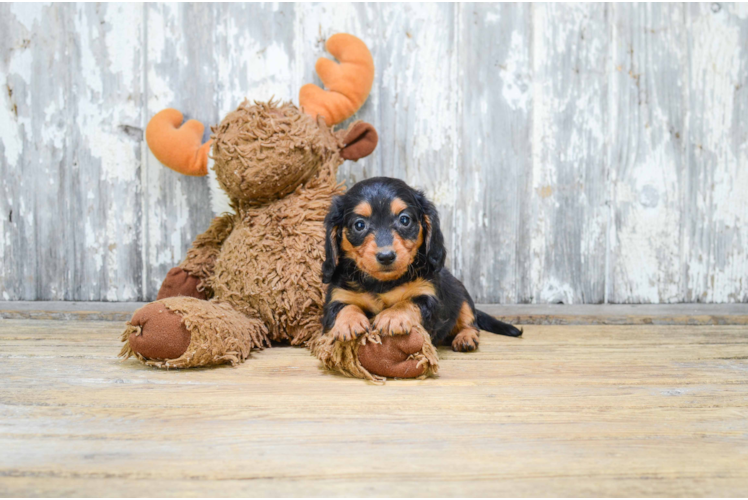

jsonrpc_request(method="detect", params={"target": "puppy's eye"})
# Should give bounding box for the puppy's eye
[353,220,366,232]
[399,214,411,227]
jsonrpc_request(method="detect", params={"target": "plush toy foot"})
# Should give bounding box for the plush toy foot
[121,297,270,369]
[156,267,206,300]
[126,302,192,360]
[358,329,429,378]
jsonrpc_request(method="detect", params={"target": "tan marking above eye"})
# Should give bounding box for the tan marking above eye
[390,197,408,215]
[378,278,436,308]
[354,201,373,217]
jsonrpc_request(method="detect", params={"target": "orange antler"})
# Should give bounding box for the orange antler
[299,33,374,126]
[145,109,212,176]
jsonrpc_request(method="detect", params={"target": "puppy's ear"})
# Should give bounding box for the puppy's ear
[414,191,446,271]
[322,196,346,283]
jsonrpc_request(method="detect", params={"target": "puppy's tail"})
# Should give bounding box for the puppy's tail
[476,310,523,337]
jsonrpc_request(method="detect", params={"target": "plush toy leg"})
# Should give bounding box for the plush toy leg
[310,325,439,382]
[156,267,207,300]
[120,297,269,369]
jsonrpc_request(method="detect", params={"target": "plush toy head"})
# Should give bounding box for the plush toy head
[211,101,330,203]
[211,100,376,204]
[145,33,378,194]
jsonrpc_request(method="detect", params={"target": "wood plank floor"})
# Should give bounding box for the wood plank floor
[1,317,747,497]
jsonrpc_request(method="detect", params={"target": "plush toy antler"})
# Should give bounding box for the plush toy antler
[299,33,375,126]
[145,33,373,176]
[145,109,212,176]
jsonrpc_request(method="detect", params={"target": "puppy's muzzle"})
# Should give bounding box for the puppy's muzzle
[376,250,397,266]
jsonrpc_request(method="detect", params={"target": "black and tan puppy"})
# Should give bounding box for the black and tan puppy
[321,177,521,352]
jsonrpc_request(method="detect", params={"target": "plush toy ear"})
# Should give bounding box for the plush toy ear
[340,122,378,161]
[145,109,211,176]
[414,191,445,271]
[322,196,346,283]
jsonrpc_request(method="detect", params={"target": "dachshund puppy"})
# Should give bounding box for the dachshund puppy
[321,177,521,352]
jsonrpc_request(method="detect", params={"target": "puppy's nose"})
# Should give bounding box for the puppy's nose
[376,250,397,266]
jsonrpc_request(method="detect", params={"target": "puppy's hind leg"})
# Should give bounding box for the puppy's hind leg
[449,301,480,352]
[452,326,480,352]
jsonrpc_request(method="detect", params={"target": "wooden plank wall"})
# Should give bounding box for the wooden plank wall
[1,3,747,304]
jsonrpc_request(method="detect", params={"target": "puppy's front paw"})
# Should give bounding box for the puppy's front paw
[452,328,480,352]
[328,306,370,342]
[372,303,420,336]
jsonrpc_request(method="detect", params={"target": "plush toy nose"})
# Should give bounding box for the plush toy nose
[376,250,397,265]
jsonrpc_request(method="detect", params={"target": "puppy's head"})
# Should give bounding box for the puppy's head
[322,177,445,283]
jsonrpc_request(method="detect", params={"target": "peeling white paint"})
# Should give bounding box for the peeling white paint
[104,4,140,89]
[529,3,609,303]
[0,214,5,265]
[539,277,576,304]
[485,12,500,24]
[405,5,453,164]
[1,8,35,167]
[217,35,294,116]
[606,4,687,304]
[501,31,530,111]
[147,152,191,269]
[9,3,46,31]
[2,3,747,303]
[74,8,103,97]
[0,85,23,166]
[146,6,176,109]
[89,130,140,183]
[687,3,747,302]
[85,217,104,273]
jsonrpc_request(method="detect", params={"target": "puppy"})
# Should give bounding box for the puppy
[321,177,521,352]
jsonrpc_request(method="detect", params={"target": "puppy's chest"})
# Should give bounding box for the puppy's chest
[332,278,436,315]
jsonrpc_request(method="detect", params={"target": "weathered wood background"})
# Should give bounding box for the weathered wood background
[1,3,747,304]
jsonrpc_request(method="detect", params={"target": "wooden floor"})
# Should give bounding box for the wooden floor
[1,313,748,497]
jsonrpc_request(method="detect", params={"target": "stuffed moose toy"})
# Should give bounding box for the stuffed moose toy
[120,34,439,381]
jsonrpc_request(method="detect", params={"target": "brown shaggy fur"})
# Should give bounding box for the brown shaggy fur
[121,100,437,378]
[121,101,338,365]
[311,328,439,383]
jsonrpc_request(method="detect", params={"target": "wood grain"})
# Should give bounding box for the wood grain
[141,3,216,299]
[292,2,381,197]
[528,3,610,304]
[5,302,748,325]
[685,3,748,303]
[608,3,688,304]
[357,2,460,263]
[1,318,747,497]
[1,4,747,303]
[0,4,144,301]
[455,3,532,303]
